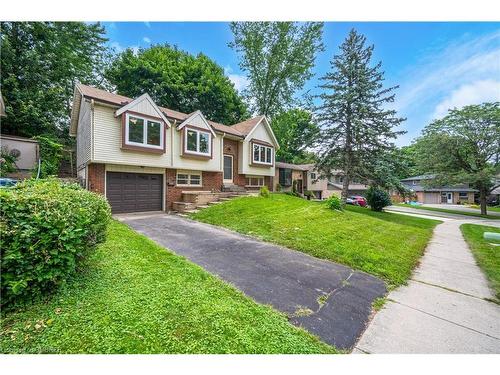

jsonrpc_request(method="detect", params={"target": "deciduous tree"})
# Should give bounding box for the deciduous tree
[271,109,320,163]
[229,22,324,117]
[414,102,500,214]
[105,45,248,125]
[1,22,110,141]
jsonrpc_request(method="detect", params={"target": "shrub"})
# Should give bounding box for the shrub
[259,185,270,198]
[275,183,282,192]
[32,136,64,178]
[0,178,111,307]
[366,186,392,212]
[325,195,343,211]
[285,191,300,197]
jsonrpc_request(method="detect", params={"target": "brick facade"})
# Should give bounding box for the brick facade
[222,138,246,187]
[87,163,105,195]
[165,169,223,210]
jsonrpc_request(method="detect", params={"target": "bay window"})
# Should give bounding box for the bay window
[125,113,164,150]
[252,143,273,165]
[185,128,211,156]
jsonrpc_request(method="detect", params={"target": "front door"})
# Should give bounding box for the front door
[223,155,233,183]
[446,192,453,204]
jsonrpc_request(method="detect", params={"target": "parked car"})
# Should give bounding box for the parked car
[346,197,358,205]
[0,177,18,188]
[349,195,367,207]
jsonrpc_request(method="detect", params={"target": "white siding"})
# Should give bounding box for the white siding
[76,98,92,168]
[239,122,275,177]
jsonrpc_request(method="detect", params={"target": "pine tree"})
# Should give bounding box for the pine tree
[315,29,405,202]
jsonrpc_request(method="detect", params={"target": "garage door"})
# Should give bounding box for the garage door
[106,172,163,213]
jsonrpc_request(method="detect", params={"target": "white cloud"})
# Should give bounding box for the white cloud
[432,79,500,119]
[392,29,500,145]
[224,66,249,92]
[110,42,139,56]
[143,37,151,44]
[395,30,500,113]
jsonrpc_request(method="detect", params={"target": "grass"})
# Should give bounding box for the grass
[0,220,334,354]
[460,224,500,302]
[191,194,440,287]
[396,203,500,220]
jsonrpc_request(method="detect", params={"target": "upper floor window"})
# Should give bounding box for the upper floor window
[185,128,211,156]
[125,113,164,150]
[310,172,316,180]
[252,143,273,165]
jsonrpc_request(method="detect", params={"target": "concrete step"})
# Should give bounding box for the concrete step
[172,201,196,213]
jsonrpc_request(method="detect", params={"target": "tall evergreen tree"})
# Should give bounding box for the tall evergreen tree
[315,29,405,201]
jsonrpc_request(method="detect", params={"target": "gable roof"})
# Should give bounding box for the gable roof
[233,116,279,148]
[73,83,244,137]
[177,110,216,137]
[115,93,171,126]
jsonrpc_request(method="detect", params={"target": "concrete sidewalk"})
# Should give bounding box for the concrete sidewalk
[355,216,500,353]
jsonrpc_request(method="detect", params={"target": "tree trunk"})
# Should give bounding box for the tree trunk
[341,173,350,204]
[479,188,487,215]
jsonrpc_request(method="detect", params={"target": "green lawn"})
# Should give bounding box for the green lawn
[460,224,500,302]
[396,203,500,220]
[0,220,334,354]
[191,194,440,287]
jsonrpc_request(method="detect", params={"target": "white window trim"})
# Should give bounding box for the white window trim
[184,128,212,156]
[246,176,265,187]
[176,171,203,187]
[125,113,164,150]
[252,143,273,165]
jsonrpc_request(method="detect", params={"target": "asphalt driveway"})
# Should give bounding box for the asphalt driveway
[117,213,386,351]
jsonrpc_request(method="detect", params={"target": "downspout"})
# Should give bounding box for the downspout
[90,99,95,162]
[170,119,176,167]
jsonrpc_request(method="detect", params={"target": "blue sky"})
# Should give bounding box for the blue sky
[103,22,500,146]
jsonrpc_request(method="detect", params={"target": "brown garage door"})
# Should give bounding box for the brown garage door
[106,172,163,213]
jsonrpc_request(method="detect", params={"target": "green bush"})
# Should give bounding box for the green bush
[32,136,64,178]
[275,183,282,192]
[325,195,343,211]
[259,185,271,198]
[0,178,111,307]
[366,186,392,212]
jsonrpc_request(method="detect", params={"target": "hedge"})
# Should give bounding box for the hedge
[0,178,111,307]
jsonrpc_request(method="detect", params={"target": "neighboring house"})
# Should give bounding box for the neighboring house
[0,134,39,179]
[70,84,279,213]
[274,162,368,199]
[400,175,476,204]
[275,162,308,195]
[326,171,368,198]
